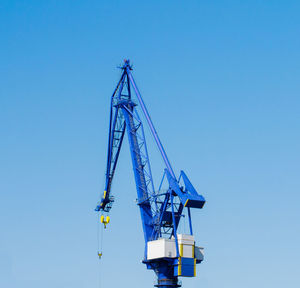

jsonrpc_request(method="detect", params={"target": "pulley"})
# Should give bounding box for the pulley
[100,215,110,228]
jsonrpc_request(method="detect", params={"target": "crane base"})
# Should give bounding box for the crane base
[154,279,181,288]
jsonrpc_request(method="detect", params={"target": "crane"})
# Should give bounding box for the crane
[95,60,206,288]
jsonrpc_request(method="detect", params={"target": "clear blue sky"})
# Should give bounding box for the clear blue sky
[1,1,299,288]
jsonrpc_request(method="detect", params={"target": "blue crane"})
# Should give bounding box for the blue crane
[95,60,206,288]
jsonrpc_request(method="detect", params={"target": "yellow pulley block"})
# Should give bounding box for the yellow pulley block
[100,215,110,228]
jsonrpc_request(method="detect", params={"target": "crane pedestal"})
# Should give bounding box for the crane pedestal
[155,278,181,288]
[154,263,181,288]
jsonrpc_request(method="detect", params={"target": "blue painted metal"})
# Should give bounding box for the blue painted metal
[174,258,195,277]
[120,100,154,243]
[171,191,180,258]
[96,60,206,288]
[187,207,193,235]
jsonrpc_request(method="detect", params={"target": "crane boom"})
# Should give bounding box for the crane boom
[96,60,206,288]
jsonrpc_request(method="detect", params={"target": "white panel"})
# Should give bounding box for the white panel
[177,234,195,245]
[182,244,194,258]
[147,235,199,260]
[147,238,176,260]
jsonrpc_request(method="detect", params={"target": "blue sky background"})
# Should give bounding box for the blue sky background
[1,1,300,288]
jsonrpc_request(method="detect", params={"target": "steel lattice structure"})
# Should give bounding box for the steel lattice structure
[95,60,205,288]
